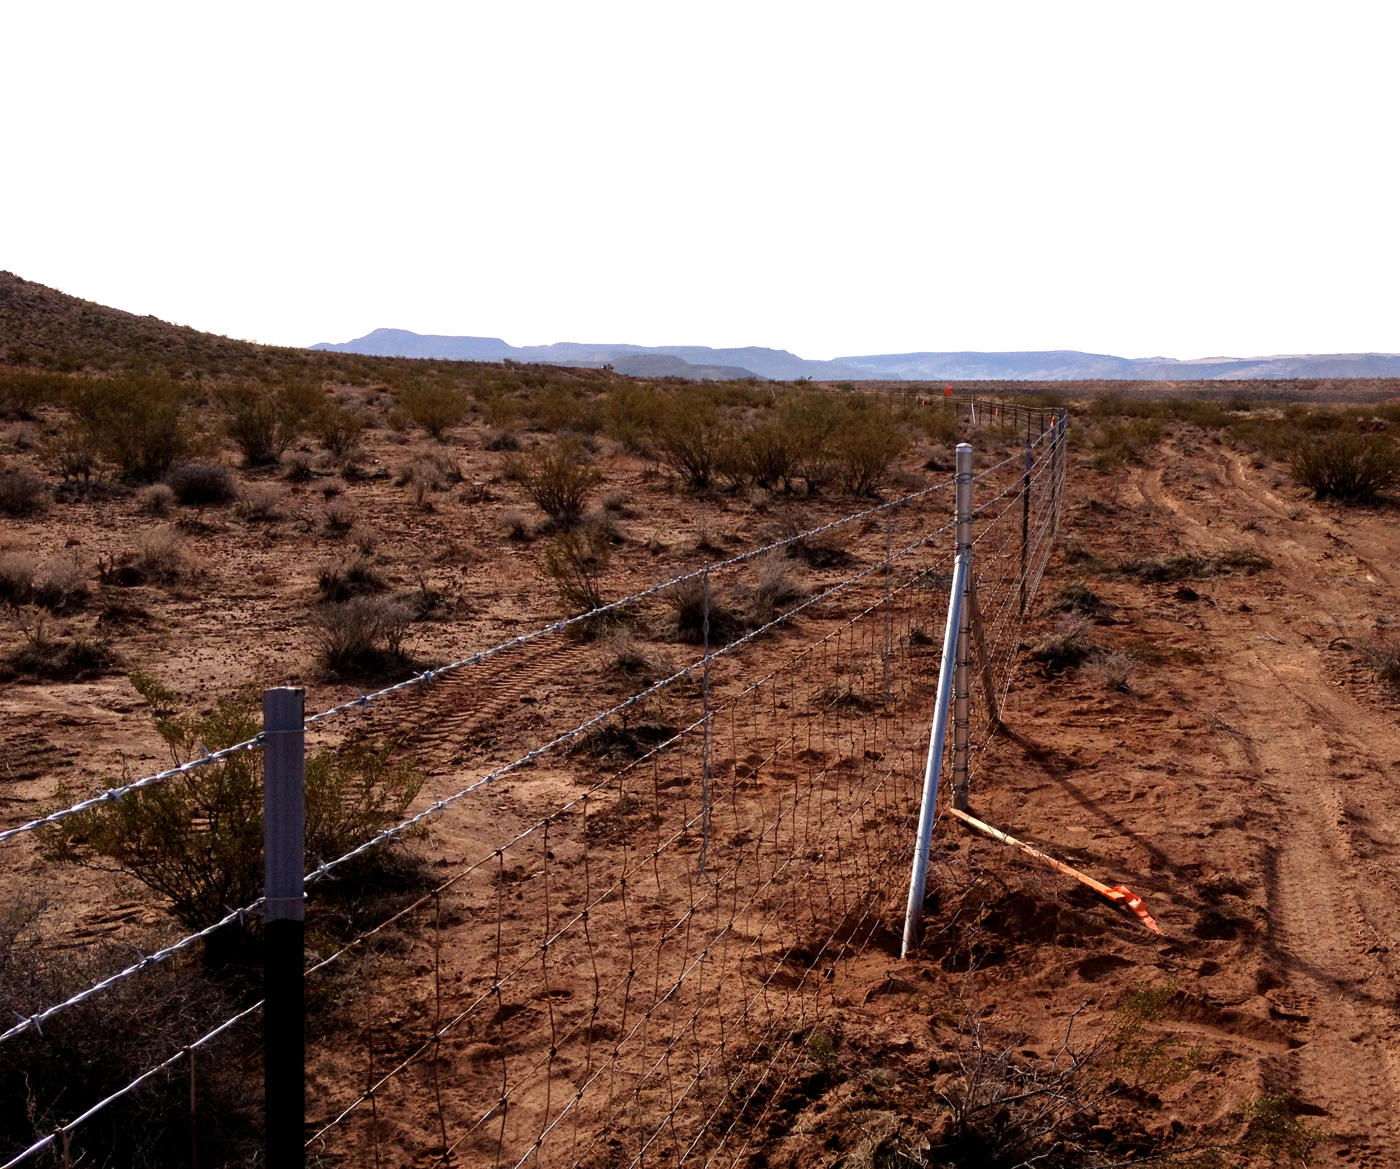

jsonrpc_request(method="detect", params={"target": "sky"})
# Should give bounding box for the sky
[4,1,1398,361]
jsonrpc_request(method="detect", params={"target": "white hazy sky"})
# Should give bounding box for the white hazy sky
[4,2,1398,360]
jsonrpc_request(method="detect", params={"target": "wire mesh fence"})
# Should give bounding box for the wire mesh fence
[0,400,1067,1169]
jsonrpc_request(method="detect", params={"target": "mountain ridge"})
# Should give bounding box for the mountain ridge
[313,329,1400,382]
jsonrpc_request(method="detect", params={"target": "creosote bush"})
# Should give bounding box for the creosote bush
[507,439,603,527]
[41,675,423,934]
[1290,431,1399,502]
[64,375,195,481]
[542,525,613,620]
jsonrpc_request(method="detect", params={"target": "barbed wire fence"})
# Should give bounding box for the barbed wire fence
[0,397,1067,1169]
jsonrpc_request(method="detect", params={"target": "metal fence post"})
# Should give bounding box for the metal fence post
[1019,437,1032,615]
[951,445,973,812]
[900,533,969,958]
[263,687,306,1169]
[1051,412,1065,540]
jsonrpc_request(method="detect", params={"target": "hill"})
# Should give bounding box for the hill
[314,325,1400,382]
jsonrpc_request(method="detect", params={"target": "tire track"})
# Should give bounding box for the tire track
[1129,443,1400,1161]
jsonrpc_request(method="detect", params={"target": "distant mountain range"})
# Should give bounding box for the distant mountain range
[311,329,1400,382]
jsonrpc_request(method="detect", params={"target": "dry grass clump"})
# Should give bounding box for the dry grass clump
[1,552,89,611]
[313,595,412,677]
[1085,649,1137,692]
[97,526,197,588]
[1051,580,1107,615]
[317,554,386,602]
[1360,637,1400,694]
[0,466,49,516]
[3,613,118,681]
[747,554,808,626]
[776,510,852,568]
[1120,548,1270,582]
[139,482,176,515]
[608,630,675,682]
[234,482,284,522]
[1028,618,1098,674]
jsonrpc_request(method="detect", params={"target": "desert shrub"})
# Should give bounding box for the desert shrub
[42,428,100,483]
[139,482,175,514]
[919,400,961,443]
[542,525,612,618]
[781,394,847,492]
[397,380,468,438]
[313,595,412,677]
[507,439,603,526]
[0,369,73,418]
[734,421,801,491]
[0,467,49,516]
[830,402,908,495]
[65,375,194,481]
[603,384,667,454]
[1290,431,1399,502]
[651,393,730,489]
[0,900,260,1168]
[1090,418,1163,470]
[317,554,386,601]
[166,461,236,507]
[531,386,602,434]
[42,679,422,932]
[485,429,522,452]
[219,380,321,466]
[312,403,366,459]
[0,553,36,606]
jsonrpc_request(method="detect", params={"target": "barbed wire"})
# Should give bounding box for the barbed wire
[0,897,264,1045]
[0,999,262,1169]
[302,509,961,887]
[0,737,264,846]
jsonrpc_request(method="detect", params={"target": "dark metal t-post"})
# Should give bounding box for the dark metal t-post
[263,687,305,1169]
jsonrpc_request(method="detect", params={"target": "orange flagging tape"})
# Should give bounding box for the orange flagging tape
[947,808,1163,936]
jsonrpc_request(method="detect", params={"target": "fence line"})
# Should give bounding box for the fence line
[1,398,1068,1168]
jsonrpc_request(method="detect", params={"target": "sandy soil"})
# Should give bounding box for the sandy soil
[3,407,1399,1167]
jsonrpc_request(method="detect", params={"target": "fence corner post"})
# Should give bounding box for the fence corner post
[263,686,306,1169]
[901,443,974,958]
